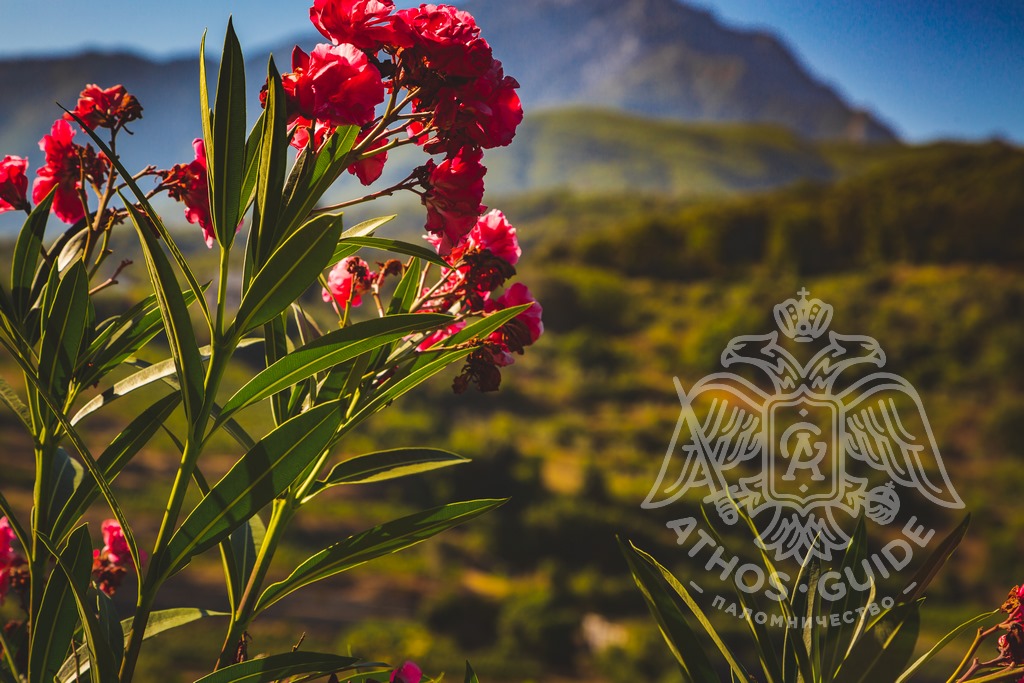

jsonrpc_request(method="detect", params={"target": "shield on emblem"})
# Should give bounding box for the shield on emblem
[765,388,841,510]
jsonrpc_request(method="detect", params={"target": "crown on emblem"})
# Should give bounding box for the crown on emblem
[774,288,833,342]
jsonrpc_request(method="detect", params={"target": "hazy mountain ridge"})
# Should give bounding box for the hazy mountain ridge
[0,0,894,178]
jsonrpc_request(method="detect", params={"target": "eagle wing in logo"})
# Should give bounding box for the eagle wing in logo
[643,375,766,510]
[841,372,963,509]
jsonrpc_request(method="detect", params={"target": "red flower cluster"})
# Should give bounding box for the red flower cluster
[64,83,142,132]
[92,519,144,597]
[418,209,542,392]
[33,119,109,224]
[159,139,214,246]
[0,518,25,605]
[0,156,29,214]
[263,1,522,247]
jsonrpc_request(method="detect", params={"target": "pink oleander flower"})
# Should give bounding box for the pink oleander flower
[279,44,385,130]
[310,0,413,51]
[486,282,543,366]
[466,209,520,265]
[0,155,30,213]
[322,256,375,309]
[390,661,422,683]
[159,139,214,246]
[64,83,142,131]
[397,4,493,78]
[347,130,389,185]
[421,146,486,254]
[0,517,16,604]
[100,519,132,566]
[416,319,466,351]
[33,119,108,224]
[92,519,145,597]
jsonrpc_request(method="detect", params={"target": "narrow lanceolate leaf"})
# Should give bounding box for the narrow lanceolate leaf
[69,111,211,328]
[233,213,346,335]
[192,652,361,683]
[464,662,480,683]
[55,393,182,538]
[38,261,89,403]
[44,448,84,536]
[901,514,970,602]
[338,236,448,268]
[250,57,287,266]
[0,376,31,433]
[342,215,395,239]
[164,401,345,576]
[278,124,360,235]
[304,448,469,500]
[79,286,204,387]
[421,303,533,362]
[237,111,266,226]
[833,601,922,683]
[228,515,266,610]
[256,499,505,612]
[895,610,1000,683]
[10,189,55,319]
[388,258,422,315]
[123,201,205,423]
[221,313,451,419]
[29,526,95,683]
[210,18,246,248]
[619,539,726,683]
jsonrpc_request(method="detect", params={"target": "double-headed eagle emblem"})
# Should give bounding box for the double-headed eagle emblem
[643,289,963,562]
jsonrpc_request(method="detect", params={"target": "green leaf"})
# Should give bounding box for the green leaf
[45,448,84,535]
[123,200,205,424]
[388,259,422,316]
[833,601,921,683]
[341,214,395,240]
[895,610,999,683]
[78,286,205,387]
[249,57,288,269]
[29,526,95,683]
[699,506,782,683]
[823,516,870,678]
[55,393,182,538]
[618,539,726,682]
[58,607,228,683]
[221,313,452,419]
[901,514,970,603]
[72,340,258,425]
[464,661,480,683]
[38,260,89,403]
[278,125,360,236]
[338,236,448,268]
[228,515,266,611]
[237,111,265,226]
[10,189,55,320]
[304,448,469,500]
[256,499,505,612]
[209,17,247,248]
[233,213,346,335]
[192,652,361,683]
[163,400,345,576]
[69,112,211,329]
[0,376,31,433]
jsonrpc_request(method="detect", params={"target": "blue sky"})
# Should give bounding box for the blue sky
[0,0,1020,142]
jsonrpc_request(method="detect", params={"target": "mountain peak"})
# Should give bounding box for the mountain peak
[467,0,897,142]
